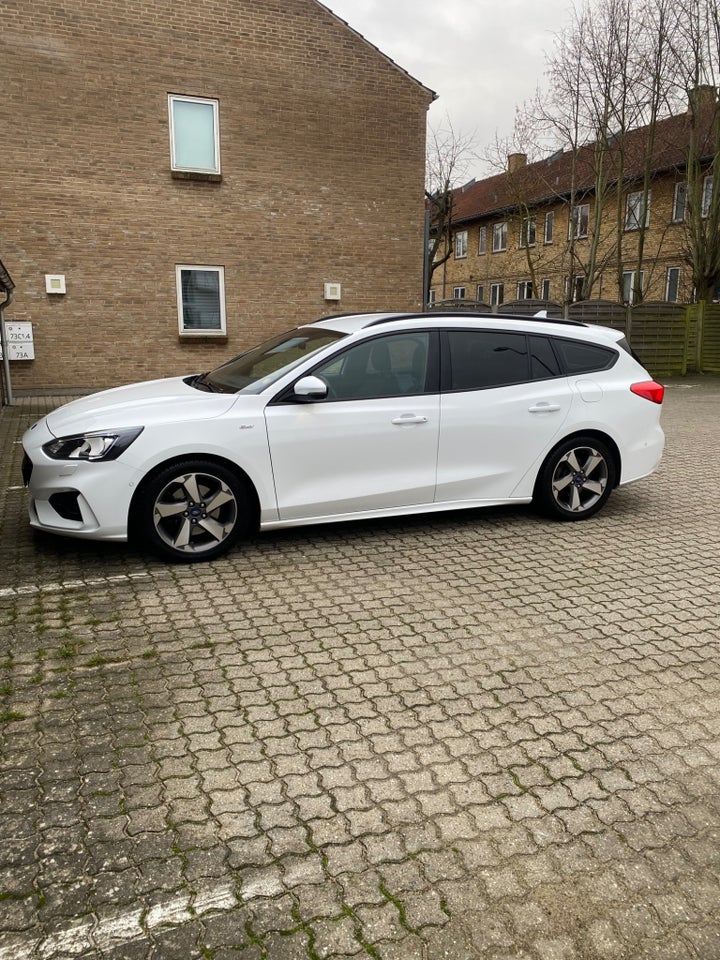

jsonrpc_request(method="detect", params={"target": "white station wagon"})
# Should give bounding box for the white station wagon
[22,312,665,562]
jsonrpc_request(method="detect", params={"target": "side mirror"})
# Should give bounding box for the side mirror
[294,375,328,402]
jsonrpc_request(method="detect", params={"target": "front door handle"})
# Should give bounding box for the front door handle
[391,415,428,425]
[528,403,561,413]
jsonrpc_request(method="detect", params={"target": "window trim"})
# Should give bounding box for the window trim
[492,222,507,253]
[452,286,466,300]
[176,264,227,337]
[540,278,551,300]
[168,94,221,176]
[544,211,554,244]
[478,226,487,255]
[519,216,536,249]
[625,190,651,231]
[702,175,713,219]
[665,266,681,303]
[517,280,533,300]
[622,269,645,305]
[490,282,504,305]
[571,203,589,240]
[672,182,687,223]
[476,284,485,303]
[454,231,468,259]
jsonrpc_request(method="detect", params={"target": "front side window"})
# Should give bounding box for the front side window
[666,267,681,302]
[478,226,487,254]
[492,222,507,252]
[313,333,431,400]
[672,182,687,222]
[572,203,589,239]
[520,217,536,248]
[176,265,226,335]
[625,190,651,230]
[454,231,468,259]
[447,330,529,391]
[169,95,220,174]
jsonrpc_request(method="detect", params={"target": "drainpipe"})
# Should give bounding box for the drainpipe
[0,260,16,406]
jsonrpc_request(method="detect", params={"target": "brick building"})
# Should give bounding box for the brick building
[432,91,718,309]
[1,0,434,392]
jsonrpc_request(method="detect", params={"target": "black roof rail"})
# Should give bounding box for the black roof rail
[362,312,588,328]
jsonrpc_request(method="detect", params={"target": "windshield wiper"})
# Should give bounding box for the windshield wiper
[189,372,225,393]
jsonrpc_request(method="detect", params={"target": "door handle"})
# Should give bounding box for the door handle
[528,403,561,413]
[391,415,428,425]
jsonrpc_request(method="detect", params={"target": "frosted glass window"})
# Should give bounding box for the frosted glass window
[169,96,220,174]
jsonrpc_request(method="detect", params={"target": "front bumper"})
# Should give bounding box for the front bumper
[22,418,139,542]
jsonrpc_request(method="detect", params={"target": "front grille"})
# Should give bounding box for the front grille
[49,491,83,522]
[21,453,33,486]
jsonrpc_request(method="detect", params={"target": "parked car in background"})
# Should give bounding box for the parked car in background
[22,312,665,562]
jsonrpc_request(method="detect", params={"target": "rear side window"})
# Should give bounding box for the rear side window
[553,338,617,374]
[529,336,561,379]
[447,331,528,390]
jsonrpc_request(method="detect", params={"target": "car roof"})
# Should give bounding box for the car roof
[303,312,625,345]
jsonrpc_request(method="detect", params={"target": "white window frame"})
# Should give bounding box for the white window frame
[453,286,466,300]
[540,278,551,300]
[625,190,651,231]
[176,264,227,336]
[478,226,487,255]
[622,270,645,305]
[702,175,713,218]
[490,282,504,305]
[544,212,554,244]
[665,267,681,303]
[517,280,533,299]
[572,204,589,239]
[492,222,507,252]
[476,283,485,303]
[519,217,536,249]
[672,182,687,223]
[454,231,468,259]
[428,288,436,305]
[168,94,221,175]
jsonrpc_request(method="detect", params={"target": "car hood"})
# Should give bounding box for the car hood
[45,376,239,437]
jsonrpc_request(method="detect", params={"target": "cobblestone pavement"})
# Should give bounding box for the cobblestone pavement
[1,382,720,960]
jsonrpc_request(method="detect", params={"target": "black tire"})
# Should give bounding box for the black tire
[138,459,251,562]
[534,436,616,521]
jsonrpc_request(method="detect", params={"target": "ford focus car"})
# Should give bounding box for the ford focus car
[21,312,665,562]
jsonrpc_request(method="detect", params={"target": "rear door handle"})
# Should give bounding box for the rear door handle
[391,415,428,425]
[528,403,561,413]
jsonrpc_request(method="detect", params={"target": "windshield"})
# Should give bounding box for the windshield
[199,327,347,394]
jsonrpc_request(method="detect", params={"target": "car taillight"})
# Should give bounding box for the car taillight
[630,381,664,404]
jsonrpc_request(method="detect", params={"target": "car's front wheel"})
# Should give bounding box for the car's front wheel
[534,436,616,520]
[138,460,251,561]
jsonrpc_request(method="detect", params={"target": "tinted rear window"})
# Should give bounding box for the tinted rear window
[553,338,617,374]
[448,331,528,389]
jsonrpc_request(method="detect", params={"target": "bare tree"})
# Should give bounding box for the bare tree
[425,120,478,300]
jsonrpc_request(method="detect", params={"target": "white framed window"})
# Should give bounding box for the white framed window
[176,265,226,335]
[478,226,487,255]
[565,276,585,302]
[702,175,713,218]
[665,267,681,302]
[519,217,536,248]
[541,278,551,300]
[490,282,504,305]
[453,286,466,299]
[622,270,644,304]
[428,288,436,305]
[454,231,468,259]
[517,280,533,299]
[476,284,485,303]
[169,95,221,175]
[572,204,589,239]
[492,222,507,252]
[625,190,651,230]
[544,212,554,244]
[672,182,687,223]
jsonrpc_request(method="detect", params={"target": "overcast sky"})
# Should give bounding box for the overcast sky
[322,0,576,175]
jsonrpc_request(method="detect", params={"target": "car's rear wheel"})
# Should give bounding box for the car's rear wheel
[535,436,616,520]
[139,460,250,562]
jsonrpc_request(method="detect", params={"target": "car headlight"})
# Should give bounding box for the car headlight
[42,427,144,462]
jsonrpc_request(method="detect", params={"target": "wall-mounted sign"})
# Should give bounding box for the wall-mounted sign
[0,322,35,360]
